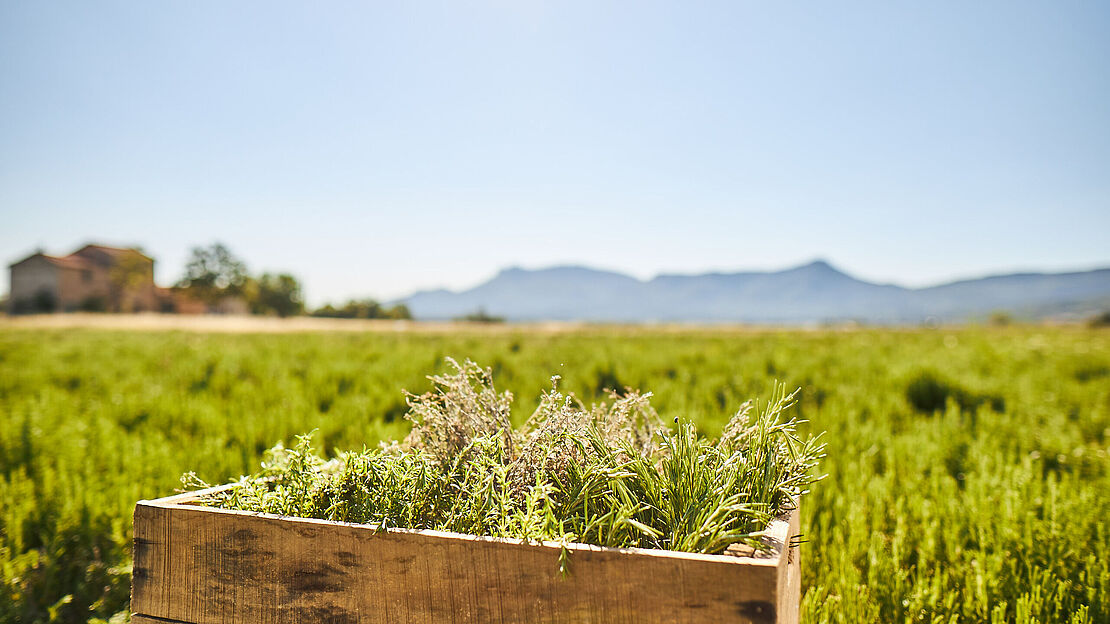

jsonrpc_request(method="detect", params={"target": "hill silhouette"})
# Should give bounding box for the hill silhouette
[402,260,1110,323]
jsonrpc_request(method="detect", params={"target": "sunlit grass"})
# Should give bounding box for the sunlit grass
[0,326,1107,622]
[189,360,825,560]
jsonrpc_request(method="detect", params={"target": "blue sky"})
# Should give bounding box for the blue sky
[2,1,1107,306]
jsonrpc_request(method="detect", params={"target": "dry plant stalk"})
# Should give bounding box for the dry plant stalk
[189,358,825,559]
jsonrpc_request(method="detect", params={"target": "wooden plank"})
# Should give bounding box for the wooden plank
[140,483,239,506]
[132,497,797,624]
[775,508,802,624]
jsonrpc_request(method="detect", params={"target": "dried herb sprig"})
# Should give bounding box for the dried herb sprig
[187,359,825,558]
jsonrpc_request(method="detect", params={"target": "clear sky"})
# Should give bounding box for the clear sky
[2,1,1108,306]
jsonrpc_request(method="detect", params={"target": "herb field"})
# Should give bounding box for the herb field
[1,326,1107,623]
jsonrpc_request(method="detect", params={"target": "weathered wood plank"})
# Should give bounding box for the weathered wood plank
[131,616,194,624]
[775,509,801,624]
[132,497,799,624]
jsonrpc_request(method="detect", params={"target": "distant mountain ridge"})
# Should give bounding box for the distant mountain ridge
[401,260,1110,323]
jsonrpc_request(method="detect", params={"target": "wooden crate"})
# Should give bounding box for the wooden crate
[131,486,801,624]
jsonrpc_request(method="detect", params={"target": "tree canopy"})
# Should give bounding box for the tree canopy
[311,299,411,320]
[248,273,304,318]
[177,243,304,317]
[177,243,248,304]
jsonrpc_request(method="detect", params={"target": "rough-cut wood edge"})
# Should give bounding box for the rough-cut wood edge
[132,487,802,624]
[776,507,802,624]
[145,483,242,505]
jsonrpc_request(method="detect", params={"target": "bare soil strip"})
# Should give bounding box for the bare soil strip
[2,313,801,334]
[0,313,597,333]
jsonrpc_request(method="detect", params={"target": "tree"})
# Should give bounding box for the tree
[248,273,304,317]
[310,299,411,320]
[386,303,412,320]
[177,243,248,305]
[454,307,505,323]
[108,252,152,312]
[1089,310,1110,328]
[987,310,1014,327]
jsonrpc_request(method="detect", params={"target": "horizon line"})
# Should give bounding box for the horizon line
[399,258,1110,300]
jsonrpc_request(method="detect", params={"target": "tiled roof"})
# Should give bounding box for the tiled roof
[45,255,93,269]
[72,244,152,261]
[10,244,152,269]
[9,253,92,270]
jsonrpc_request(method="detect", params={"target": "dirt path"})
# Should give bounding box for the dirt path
[0,313,586,333]
[0,313,636,334]
[0,313,806,334]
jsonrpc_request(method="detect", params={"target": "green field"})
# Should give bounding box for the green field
[1,326,1107,623]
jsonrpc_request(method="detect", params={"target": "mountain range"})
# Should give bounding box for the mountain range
[401,260,1110,324]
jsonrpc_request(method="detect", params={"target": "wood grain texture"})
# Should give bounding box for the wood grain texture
[775,509,801,624]
[131,494,800,624]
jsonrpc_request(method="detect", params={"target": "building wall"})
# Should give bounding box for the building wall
[86,264,114,308]
[213,296,249,315]
[10,257,59,311]
[169,291,209,314]
[122,263,158,312]
[9,249,160,313]
[68,248,158,312]
[56,265,92,310]
[70,246,116,268]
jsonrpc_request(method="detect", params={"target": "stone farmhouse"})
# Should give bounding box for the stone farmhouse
[8,244,161,314]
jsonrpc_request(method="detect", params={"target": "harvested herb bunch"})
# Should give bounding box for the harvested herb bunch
[186,359,825,556]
